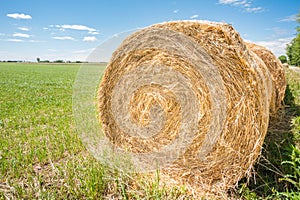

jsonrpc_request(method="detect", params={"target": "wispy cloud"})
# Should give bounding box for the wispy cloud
[173,9,179,14]
[83,36,97,42]
[219,0,247,6]
[219,0,237,3]
[245,7,263,13]
[279,14,297,22]
[7,13,32,19]
[190,14,199,19]
[53,24,99,34]
[52,36,75,41]
[56,24,95,31]
[7,39,23,42]
[13,33,30,38]
[89,31,100,35]
[28,40,44,43]
[18,27,30,31]
[267,27,289,38]
[218,0,263,13]
[248,37,293,56]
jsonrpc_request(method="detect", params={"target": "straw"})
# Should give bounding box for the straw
[97,21,282,196]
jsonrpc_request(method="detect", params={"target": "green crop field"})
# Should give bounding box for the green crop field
[0,62,299,199]
[0,63,186,199]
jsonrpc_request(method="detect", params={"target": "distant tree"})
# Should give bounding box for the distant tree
[54,60,64,63]
[287,33,300,66]
[278,55,287,64]
[286,11,300,66]
[37,57,40,62]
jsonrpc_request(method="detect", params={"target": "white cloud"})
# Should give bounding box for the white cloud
[7,39,23,42]
[173,9,179,13]
[249,37,293,56]
[245,7,263,13]
[219,0,239,4]
[190,14,199,19]
[89,31,100,35]
[7,13,32,19]
[235,0,249,6]
[52,36,75,41]
[28,40,44,43]
[268,27,289,38]
[83,36,97,42]
[218,0,263,13]
[55,24,96,32]
[51,24,100,35]
[13,33,30,38]
[279,14,297,22]
[18,27,30,31]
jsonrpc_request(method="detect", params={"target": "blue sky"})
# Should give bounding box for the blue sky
[0,0,298,61]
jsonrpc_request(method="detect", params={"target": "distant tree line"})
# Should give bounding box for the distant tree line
[279,11,300,66]
[36,58,87,63]
[0,60,25,63]
[0,59,88,63]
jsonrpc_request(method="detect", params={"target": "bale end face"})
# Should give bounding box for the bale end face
[97,20,283,195]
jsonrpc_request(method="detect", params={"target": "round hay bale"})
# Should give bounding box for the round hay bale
[246,42,286,112]
[98,21,272,194]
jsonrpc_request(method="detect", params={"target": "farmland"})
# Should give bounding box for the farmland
[0,63,186,199]
[0,62,300,199]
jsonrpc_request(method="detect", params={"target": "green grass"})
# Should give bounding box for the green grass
[237,68,300,199]
[0,63,114,199]
[0,63,299,199]
[1,63,79,169]
[0,63,187,199]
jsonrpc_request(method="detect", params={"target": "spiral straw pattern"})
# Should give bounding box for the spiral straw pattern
[97,21,285,193]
